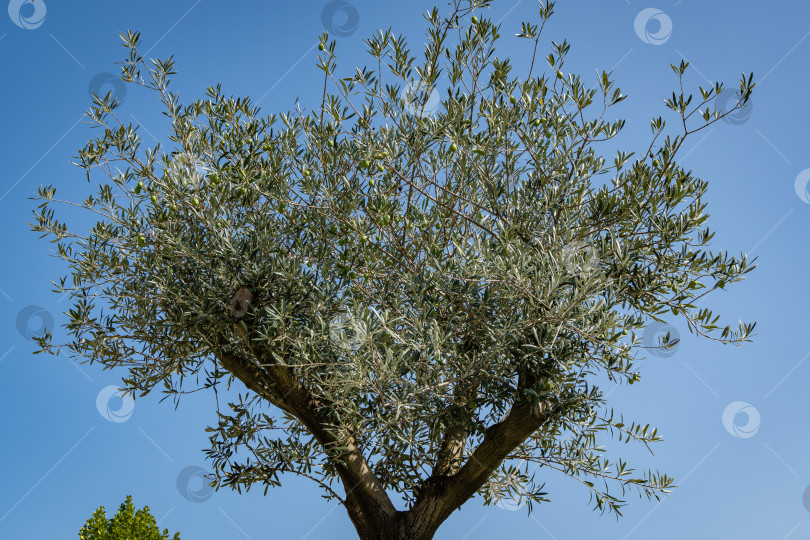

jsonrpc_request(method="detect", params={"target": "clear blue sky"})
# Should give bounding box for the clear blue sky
[1,1,809,538]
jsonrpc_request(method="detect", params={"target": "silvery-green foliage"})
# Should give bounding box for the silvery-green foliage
[32,0,756,534]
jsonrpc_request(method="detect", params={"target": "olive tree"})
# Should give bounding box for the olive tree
[32,1,756,538]
[78,495,181,540]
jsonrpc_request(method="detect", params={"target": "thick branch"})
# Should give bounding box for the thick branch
[433,423,467,477]
[408,400,549,537]
[214,343,397,532]
[432,339,480,477]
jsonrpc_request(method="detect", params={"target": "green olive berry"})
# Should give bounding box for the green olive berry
[556,70,564,79]
[449,142,458,152]
[368,178,375,187]
[318,43,325,51]
[327,139,334,147]
[471,15,478,24]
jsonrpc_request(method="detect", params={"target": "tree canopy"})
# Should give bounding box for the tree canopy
[33,1,756,538]
[78,495,180,540]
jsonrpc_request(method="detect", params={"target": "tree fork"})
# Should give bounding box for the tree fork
[216,346,400,532]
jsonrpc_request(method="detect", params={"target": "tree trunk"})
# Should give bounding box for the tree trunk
[345,399,550,539]
[350,509,442,540]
